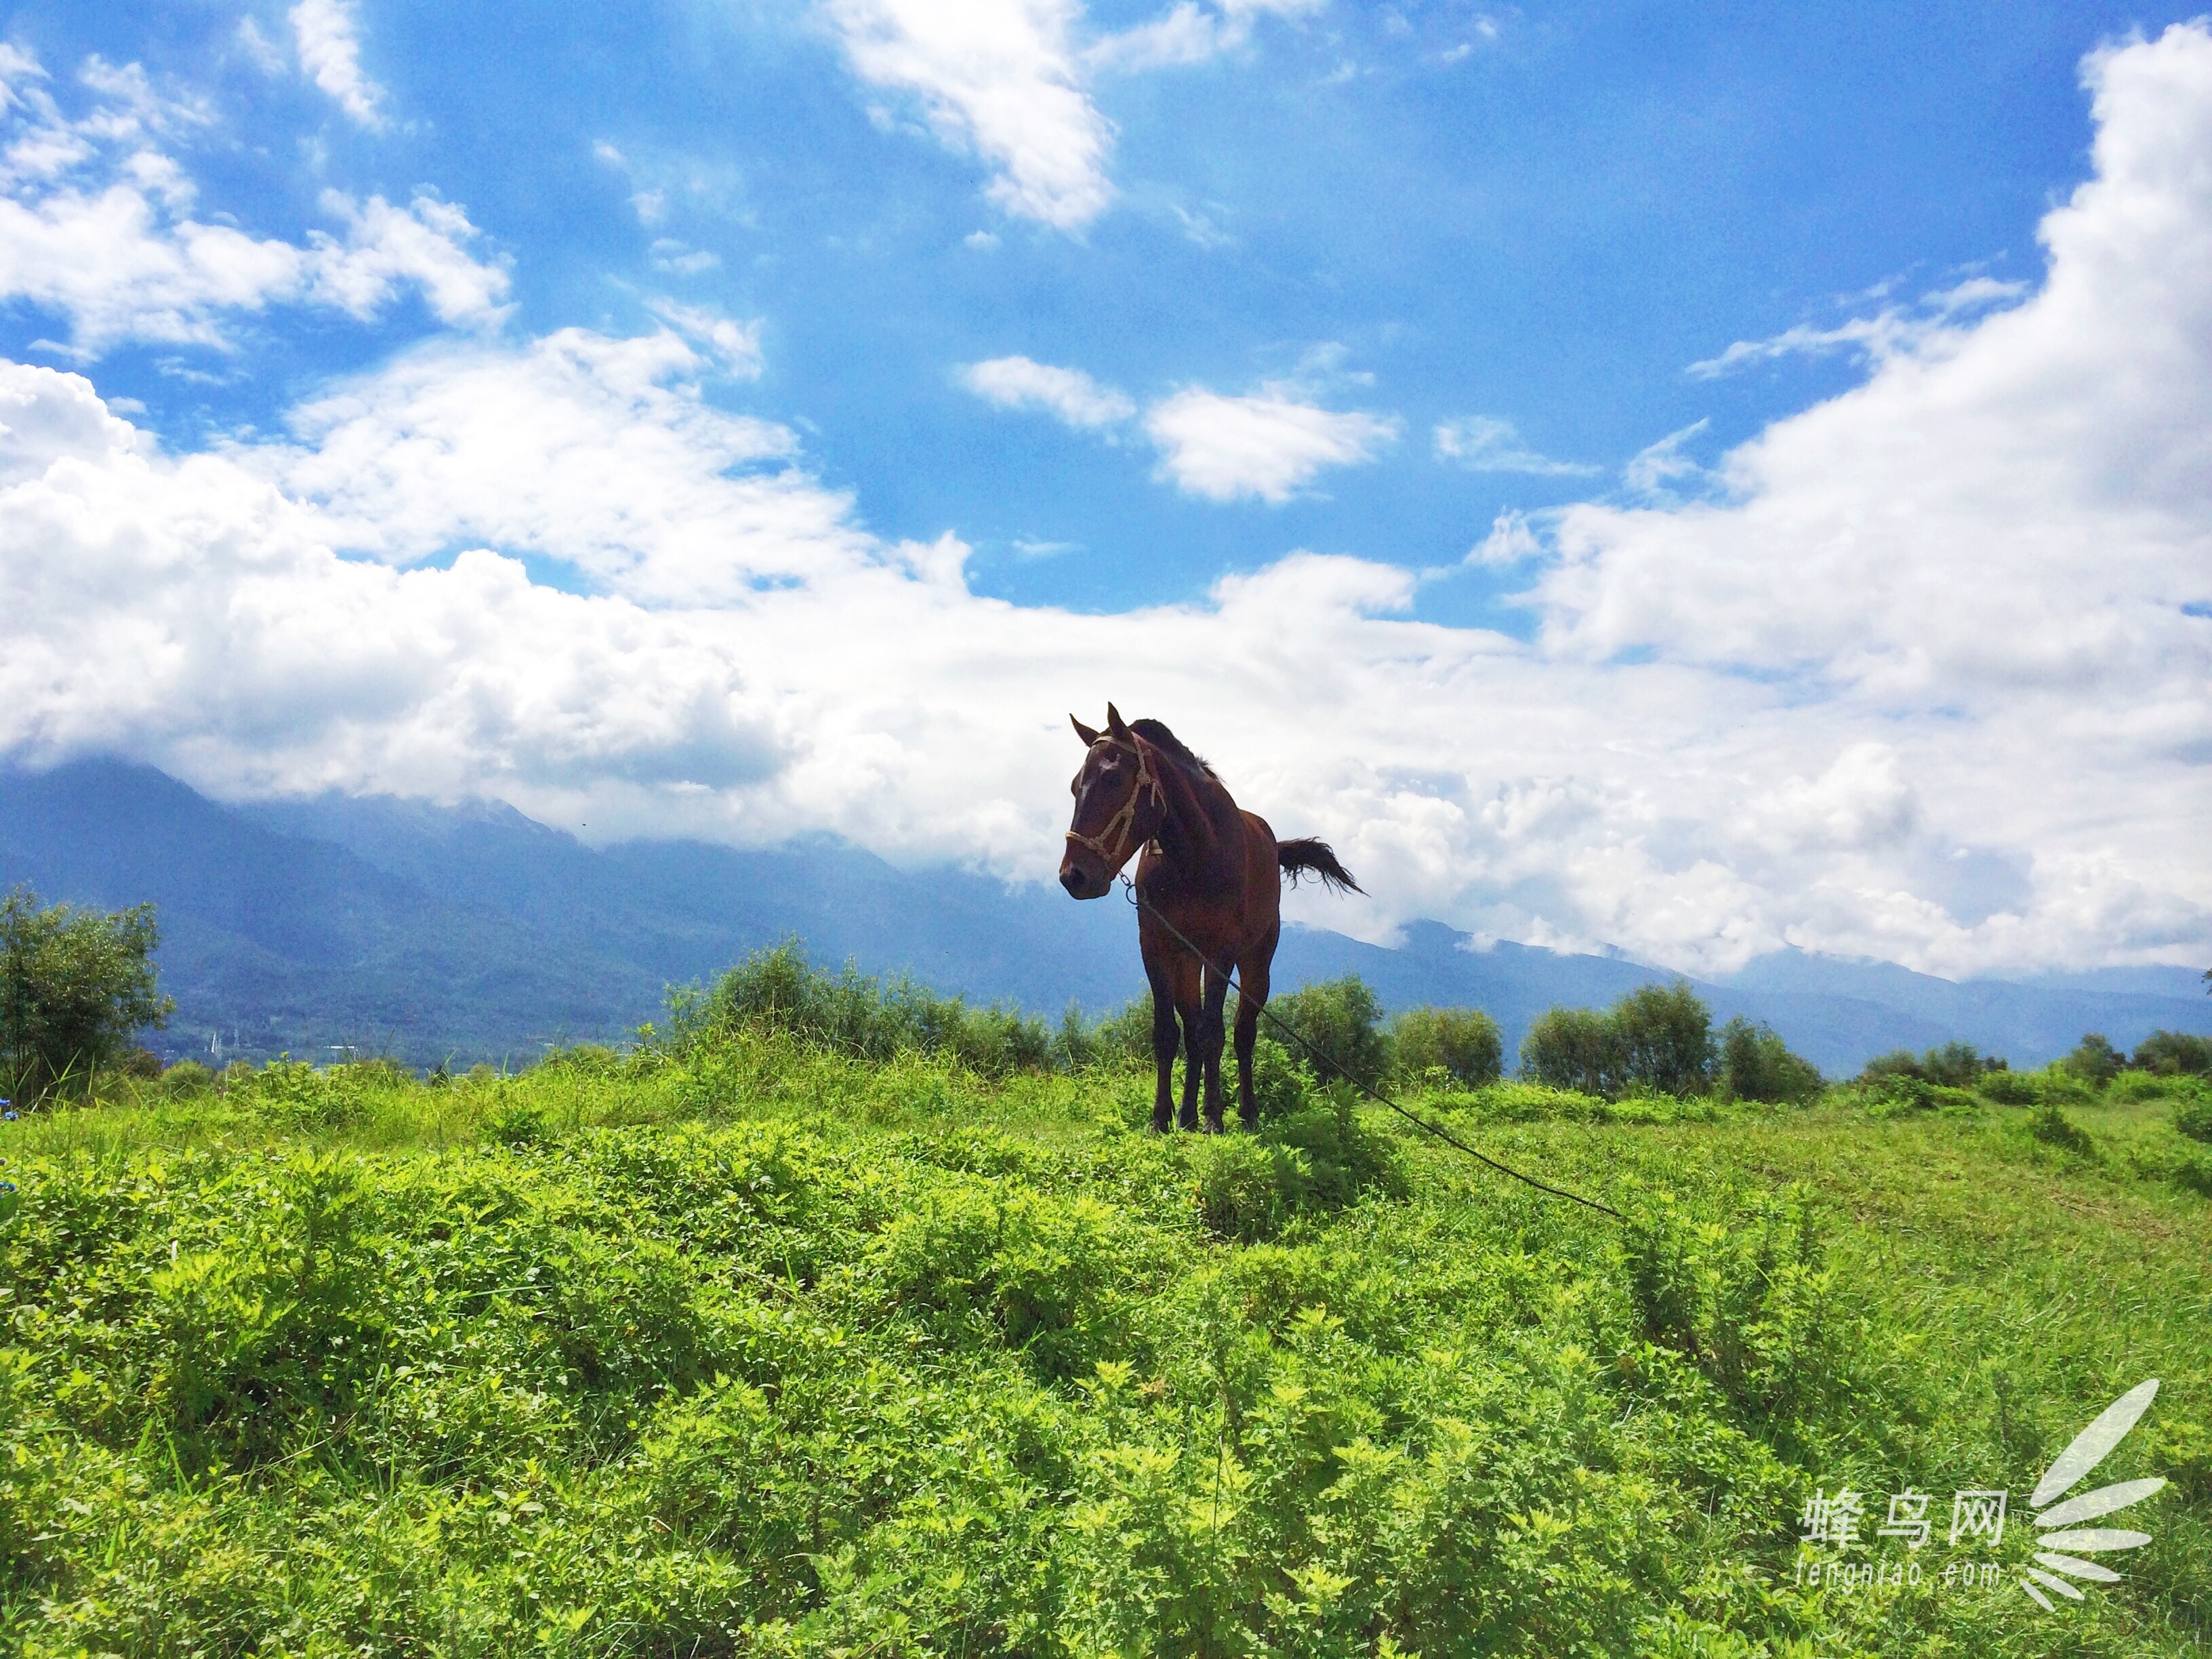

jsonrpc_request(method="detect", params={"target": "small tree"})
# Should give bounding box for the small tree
[1858,1048,1925,1083]
[2131,1029,2212,1076]
[1267,975,1388,1089]
[1,887,173,1102]
[1390,1006,1503,1089]
[1520,1006,1626,1097]
[1715,1017,1824,1104]
[1613,980,1715,1097]
[1922,1042,1991,1088]
[2062,1032,2125,1089]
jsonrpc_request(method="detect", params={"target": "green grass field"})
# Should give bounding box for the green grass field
[2,1036,2207,1657]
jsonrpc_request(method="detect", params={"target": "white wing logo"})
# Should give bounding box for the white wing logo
[2019,1378,2165,1612]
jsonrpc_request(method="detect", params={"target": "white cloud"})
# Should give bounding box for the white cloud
[1145,385,1399,501]
[1619,419,1711,503]
[649,237,720,274]
[1687,275,2028,380]
[960,353,1134,427]
[1469,509,1542,565]
[1434,415,1597,476]
[821,0,1114,228]
[245,329,840,605]
[644,298,762,377]
[289,0,386,129]
[5,24,2211,981]
[822,0,1317,228]
[305,189,512,325]
[1085,0,1321,73]
[0,51,508,353]
[234,19,287,77]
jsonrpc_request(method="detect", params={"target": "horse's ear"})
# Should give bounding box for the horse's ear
[1105,702,1131,741]
[1071,714,1101,746]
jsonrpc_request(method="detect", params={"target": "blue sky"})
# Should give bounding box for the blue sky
[1,0,2208,976]
[5,0,2161,613]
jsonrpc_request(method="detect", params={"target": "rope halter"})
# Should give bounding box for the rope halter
[1064,735,1166,869]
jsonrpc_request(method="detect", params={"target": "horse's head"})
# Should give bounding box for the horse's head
[1060,702,1164,900]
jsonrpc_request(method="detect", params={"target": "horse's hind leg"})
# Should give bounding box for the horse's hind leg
[1233,925,1276,1130]
[1200,967,1230,1132]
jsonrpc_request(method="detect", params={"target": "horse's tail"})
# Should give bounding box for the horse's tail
[1277,837,1363,895]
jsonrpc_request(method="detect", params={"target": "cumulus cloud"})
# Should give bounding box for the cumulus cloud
[243,329,847,605]
[959,353,1134,426]
[1145,386,1398,501]
[290,0,386,129]
[1433,415,1597,476]
[5,24,2212,981]
[0,50,507,353]
[961,358,1393,503]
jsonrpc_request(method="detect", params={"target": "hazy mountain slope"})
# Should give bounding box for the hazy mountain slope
[1718,949,2212,1066]
[0,760,661,1064]
[5,760,2207,1076]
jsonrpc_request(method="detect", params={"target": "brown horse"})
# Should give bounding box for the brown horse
[1059,704,1360,1131]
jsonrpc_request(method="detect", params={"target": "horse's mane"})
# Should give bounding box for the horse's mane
[1130,718,1217,780]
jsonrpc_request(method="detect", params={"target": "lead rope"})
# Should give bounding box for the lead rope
[1120,874,1625,1222]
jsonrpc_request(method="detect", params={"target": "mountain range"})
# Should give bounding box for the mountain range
[3,758,2205,1076]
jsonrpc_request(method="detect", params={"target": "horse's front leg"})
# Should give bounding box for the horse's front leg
[1179,1002,1205,1131]
[1200,967,1231,1132]
[1147,973,1181,1134]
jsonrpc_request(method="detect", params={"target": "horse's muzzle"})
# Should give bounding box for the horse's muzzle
[1059,857,1109,900]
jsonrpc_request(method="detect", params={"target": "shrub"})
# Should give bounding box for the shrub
[243,1059,363,1130]
[487,1099,550,1147]
[1618,1187,1853,1440]
[1265,975,1387,1090]
[1520,1006,1624,1097]
[1976,1069,2039,1105]
[160,1059,215,1096]
[1923,1042,1996,1088]
[2030,1104,2095,1155]
[684,938,1059,1078]
[1191,1097,1401,1241]
[2107,1069,2176,1103]
[0,886,173,1103]
[2062,1032,2125,1088]
[1521,981,1717,1099]
[1227,1031,1315,1121]
[2033,1065,2095,1106]
[1390,1006,1502,1089]
[1858,1048,1923,1083]
[2175,1095,2212,1145]
[1087,992,1157,1068]
[2132,1029,2212,1076]
[1715,1017,1823,1104]
[538,1043,623,1077]
[1865,1072,1936,1112]
[1862,1042,2008,1089]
